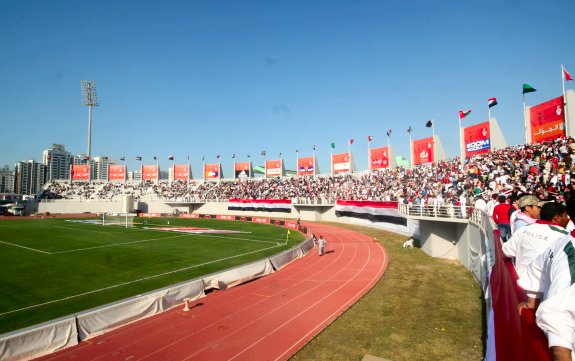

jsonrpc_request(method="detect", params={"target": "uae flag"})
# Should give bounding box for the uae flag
[228,199,292,213]
[335,200,407,226]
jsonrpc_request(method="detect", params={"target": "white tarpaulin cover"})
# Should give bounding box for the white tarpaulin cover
[203,259,275,290]
[77,278,205,340]
[0,316,78,361]
[270,245,305,270]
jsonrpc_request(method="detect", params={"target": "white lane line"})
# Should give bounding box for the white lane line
[0,241,51,254]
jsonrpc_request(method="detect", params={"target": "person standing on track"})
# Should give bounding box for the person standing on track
[318,235,326,256]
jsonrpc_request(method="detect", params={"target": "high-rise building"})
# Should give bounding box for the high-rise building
[14,160,46,195]
[0,166,15,193]
[43,144,72,181]
[92,157,116,181]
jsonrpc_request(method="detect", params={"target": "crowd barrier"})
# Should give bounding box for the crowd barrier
[400,205,552,361]
[0,225,313,361]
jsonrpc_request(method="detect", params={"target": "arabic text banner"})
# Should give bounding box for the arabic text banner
[297,157,315,175]
[370,147,390,169]
[204,163,221,179]
[234,162,251,178]
[142,165,159,180]
[72,165,90,180]
[463,121,491,158]
[335,200,407,226]
[412,137,434,165]
[108,165,126,181]
[530,96,565,143]
[173,164,190,180]
[332,152,351,173]
[227,199,292,212]
[265,160,283,178]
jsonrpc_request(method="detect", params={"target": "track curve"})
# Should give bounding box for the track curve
[37,222,388,361]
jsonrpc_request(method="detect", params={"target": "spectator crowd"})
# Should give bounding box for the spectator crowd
[36,135,575,358]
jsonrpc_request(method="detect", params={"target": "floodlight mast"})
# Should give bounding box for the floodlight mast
[81,81,99,161]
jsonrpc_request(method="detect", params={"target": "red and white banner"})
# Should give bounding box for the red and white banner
[252,217,271,224]
[332,152,351,173]
[178,214,200,218]
[335,200,406,226]
[204,163,221,179]
[173,164,190,180]
[139,213,162,218]
[297,157,315,175]
[72,165,90,180]
[108,165,126,181]
[530,96,565,143]
[228,199,292,213]
[265,160,283,178]
[463,121,491,158]
[412,137,434,165]
[142,165,159,181]
[234,162,251,178]
[369,147,390,170]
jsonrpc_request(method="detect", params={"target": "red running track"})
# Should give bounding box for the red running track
[37,223,388,361]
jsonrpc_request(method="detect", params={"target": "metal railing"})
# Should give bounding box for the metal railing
[397,203,472,220]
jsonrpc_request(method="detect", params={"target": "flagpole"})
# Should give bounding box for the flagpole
[348,141,351,174]
[431,120,436,161]
[330,145,333,176]
[313,146,317,176]
[459,116,464,163]
[409,133,413,170]
[523,93,528,144]
[296,149,299,177]
[563,65,570,137]
[367,138,371,171]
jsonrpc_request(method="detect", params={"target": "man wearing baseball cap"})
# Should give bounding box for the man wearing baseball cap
[512,194,546,233]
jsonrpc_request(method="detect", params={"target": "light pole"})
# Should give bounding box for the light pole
[81,81,99,161]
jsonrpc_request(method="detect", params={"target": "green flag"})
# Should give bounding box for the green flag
[522,83,536,94]
[330,142,336,149]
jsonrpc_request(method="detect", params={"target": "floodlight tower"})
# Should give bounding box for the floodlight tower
[81,80,99,161]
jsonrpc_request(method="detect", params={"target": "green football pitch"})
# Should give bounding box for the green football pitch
[0,216,305,335]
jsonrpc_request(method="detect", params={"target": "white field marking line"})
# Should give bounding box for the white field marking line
[0,241,52,254]
[151,232,354,361]
[190,233,281,245]
[54,226,111,234]
[50,234,195,254]
[0,243,282,318]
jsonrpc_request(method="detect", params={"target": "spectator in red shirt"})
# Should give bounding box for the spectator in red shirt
[493,194,512,242]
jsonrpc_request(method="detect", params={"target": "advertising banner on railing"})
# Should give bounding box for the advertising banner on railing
[412,137,434,165]
[297,157,315,176]
[173,164,190,180]
[335,200,407,226]
[108,165,126,181]
[370,147,390,170]
[332,152,351,173]
[234,162,251,178]
[265,160,283,178]
[463,121,491,158]
[530,96,565,143]
[204,163,221,180]
[228,199,292,212]
[71,165,90,181]
[142,165,159,181]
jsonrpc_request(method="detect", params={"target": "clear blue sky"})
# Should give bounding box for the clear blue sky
[2,0,574,176]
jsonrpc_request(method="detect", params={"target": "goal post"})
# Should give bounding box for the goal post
[101,212,136,228]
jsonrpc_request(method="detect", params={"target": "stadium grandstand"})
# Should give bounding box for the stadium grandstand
[4,135,575,361]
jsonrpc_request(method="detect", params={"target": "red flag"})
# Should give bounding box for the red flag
[367,135,373,142]
[564,66,574,81]
[459,110,471,119]
[349,138,354,145]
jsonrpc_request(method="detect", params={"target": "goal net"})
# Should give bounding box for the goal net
[101,212,136,227]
